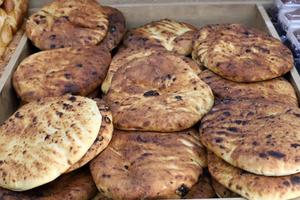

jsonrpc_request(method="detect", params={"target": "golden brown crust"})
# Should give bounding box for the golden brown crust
[184,175,216,199]
[13,45,111,102]
[200,69,298,107]
[211,177,239,198]
[0,25,23,76]
[208,152,300,200]
[90,129,206,200]
[66,99,113,173]
[0,8,13,57]
[192,24,293,82]
[99,6,126,51]
[200,99,300,176]
[101,46,167,94]
[0,95,101,191]
[105,51,213,132]
[123,19,197,55]
[3,0,28,32]
[0,168,98,200]
[26,0,108,50]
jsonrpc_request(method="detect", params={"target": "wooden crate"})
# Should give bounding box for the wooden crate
[0,3,298,199]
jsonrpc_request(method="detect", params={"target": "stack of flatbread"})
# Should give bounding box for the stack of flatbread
[1,0,299,199]
[192,24,300,200]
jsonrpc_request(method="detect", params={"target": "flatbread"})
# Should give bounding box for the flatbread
[200,99,300,176]
[208,151,300,200]
[200,69,298,107]
[123,19,197,55]
[184,174,216,199]
[0,168,97,200]
[101,47,201,94]
[0,95,101,191]
[192,24,293,82]
[105,51,213,132]
[13,45,111,102]
[211,177,239,198]
[99,6,126,51]
[26,0,108,50]
[90,129,206,200]
[66,99,113,173]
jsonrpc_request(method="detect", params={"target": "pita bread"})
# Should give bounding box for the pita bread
[26,0,108,50]
[99,6,126,51]
[200,69,298,107]
[0,168,97,200]
[13,45,111,102]
[105,51,213,132]
[66,99,113,173]
[200,99,300,176]
[0,95,101,191]
[211,177,239,198]
[184,174,216,199]
[123,19,197,55]
[192,24,293,82]
[101,47,201,94]
[90,129,206,199]
[208,151,300,200]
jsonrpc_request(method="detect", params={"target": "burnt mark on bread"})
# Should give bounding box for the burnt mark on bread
[68,96,76,102]
[56,111,63,117]
[64,84,80,94]
[259,151,286,159]
[176,184,189,197]
[291,176,300,185]
[14,112,23,119]
[291,143,300,148]
[175,95,182,101]
[62,103,73,110]
[143,90,160,97]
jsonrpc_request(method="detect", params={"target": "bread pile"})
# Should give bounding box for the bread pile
[0,0,297,199]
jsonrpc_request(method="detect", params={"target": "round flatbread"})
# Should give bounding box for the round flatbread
[26,0,109,50]
[99,6,126,51]
[90,129,206,200]
[184,174,216,199]
[66,99,113,173]
[105,51,213,132]
[208,151,300,200]
[192,24,293,82]
[3,0,28,32]
[200,69,298,107]
[211,177,239,198]
[0,95,101,191]
[101,47,201,94]
[200,99,300,176]
[13,45,111,102]
[0,168,98,200]
[123,19,197,55]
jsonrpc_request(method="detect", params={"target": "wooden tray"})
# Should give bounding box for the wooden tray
[0,2,299,199]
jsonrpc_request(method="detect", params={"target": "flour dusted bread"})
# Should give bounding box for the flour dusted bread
[123,19,197,55]
[208,152,300,200]
[0,95,101,191]
[90,129,206,199]
[99,6,126,51]
[13,45,111,102]
[200,69,298,106]
[105,51,213,132]
[66,99,113,173]
[26,0,109,50]
[192,24,293,82]
[200,99,300,176]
